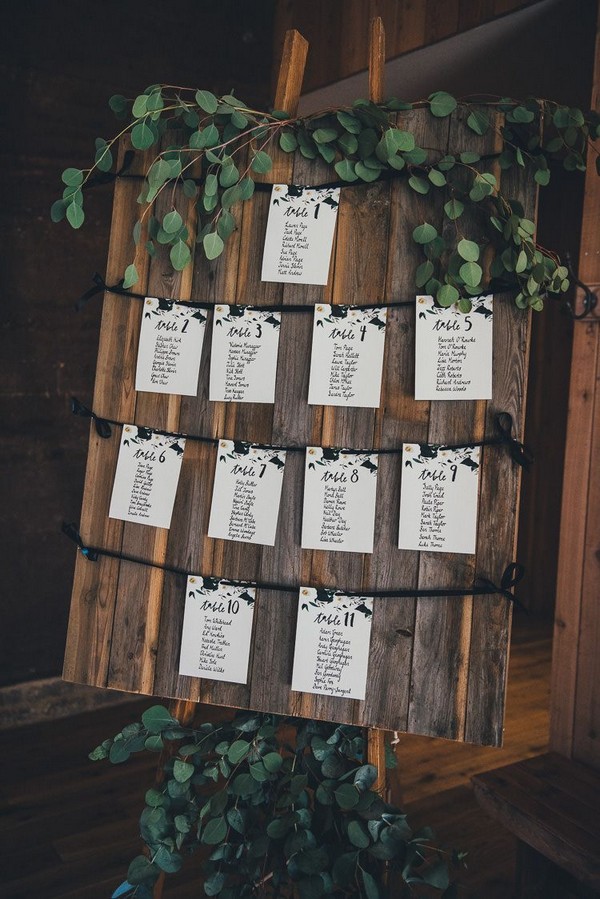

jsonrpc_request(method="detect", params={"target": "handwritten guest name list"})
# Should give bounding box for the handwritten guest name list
[398,444,481,554]
[209,306,282,404]
[135,298,207,396]
[108,427,185,529]
[208,441,286,546]
[415,295,493,400]
[179,578,256,684]
[291,590,373,699]
[261,185,340,285]
[308,305,387,407]
[302,449,378,554]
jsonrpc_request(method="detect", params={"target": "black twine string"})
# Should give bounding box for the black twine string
[71,397,534,470]
[76,272,416,312]
[61,522,525,609]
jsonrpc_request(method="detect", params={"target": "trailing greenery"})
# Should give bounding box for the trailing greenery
[53,87,600,311]
[91,706,463,898]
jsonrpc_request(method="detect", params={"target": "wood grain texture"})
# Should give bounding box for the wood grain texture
[64,105,533,745]
[551,3,600,768]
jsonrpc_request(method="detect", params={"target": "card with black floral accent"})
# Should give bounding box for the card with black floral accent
[261,185,340,285]
[415,295,493,400]
[291,589,373,700]
[135,297,207,395]
[208,440,286,546]
[209,305,281,403]
[108,426,185,529]
[308,305,387,407]
[179,578,256,684]
[301,448,378,553]
[398,444,481,554]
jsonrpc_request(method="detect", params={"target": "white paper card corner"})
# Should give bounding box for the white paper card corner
[108,426,185,529]
[179,578,256,684]
[302,448,378,553]
[415,294,493,400]
[209,305,281,403]
[135,297,207,396]
[308,305,387,407]
[291,589,373,700]
[208,440,286,546]
[261,185,340,285]
[398,443,481,554]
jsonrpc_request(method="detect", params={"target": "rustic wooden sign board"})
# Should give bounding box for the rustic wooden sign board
[63,104,534,747]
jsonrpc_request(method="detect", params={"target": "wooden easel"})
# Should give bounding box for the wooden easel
[150,21,389,896]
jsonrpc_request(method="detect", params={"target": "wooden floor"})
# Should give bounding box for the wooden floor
[0,611,551,898]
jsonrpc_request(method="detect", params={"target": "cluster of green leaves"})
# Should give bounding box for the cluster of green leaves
[52,85,600,307]
[91,706,462,898]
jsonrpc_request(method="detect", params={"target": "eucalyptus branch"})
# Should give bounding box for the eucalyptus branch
[53,85,600,312]
[91,705,460,899]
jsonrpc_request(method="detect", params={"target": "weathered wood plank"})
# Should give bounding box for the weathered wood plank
[63,138,153,688]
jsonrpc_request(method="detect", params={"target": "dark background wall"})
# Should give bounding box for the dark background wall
[0,0,274,685]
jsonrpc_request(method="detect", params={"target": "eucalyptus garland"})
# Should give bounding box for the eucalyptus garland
[51,84,600,312]
[53,86,600,313]
[91,706,463,898]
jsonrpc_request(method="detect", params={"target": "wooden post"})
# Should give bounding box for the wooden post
[365,15,389,800]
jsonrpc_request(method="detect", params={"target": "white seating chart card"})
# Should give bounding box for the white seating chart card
[291,589,373,700]
[179,577,256,684]
[208,440,286,546]
[302,449,378,553]
[261,185,340,285]
[415,295,493,400]
[108,426,185,529]
[209,305,282,403]
[135,298,207,396]
[308,305,387,408]
[398,444,481,554]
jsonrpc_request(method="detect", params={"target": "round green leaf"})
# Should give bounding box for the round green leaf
[62,167,83,187]
[142,705,177,733]
[122,264,139,289]
[170,239,191,270]
[263,751,283,772]
[412,223,438,244]
[217,210,236,240]
[66,202,85,229]
[437,284,459,307]
[202,816,227,845]
[535,168,551,186]
[467,110,489,135]
[444,198,464,221]
[219,164,239,187]
[204,872,225,896]
[428,91,457,118]
[95,142,113,172]
[109,94,127,114]
[195,89,218,114]
[132,94,149,118]
[457,239,480,262]
[148,159,171,188]
[279,131,298,152]
[361,869,380,899]
[203,231,224,261]
[459,261,483,288]
[312,127,338,143]
[334,783,359,810]
[415,260,434,288]
[173,758,194,783]
[428,168,446,187]
[131,121,155,150]
[334,159,358,182]
[408,175,430,194]
[347,820,370,849]
[251,150,272,174]
[163,210,183,234]
[50,199,66,223]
